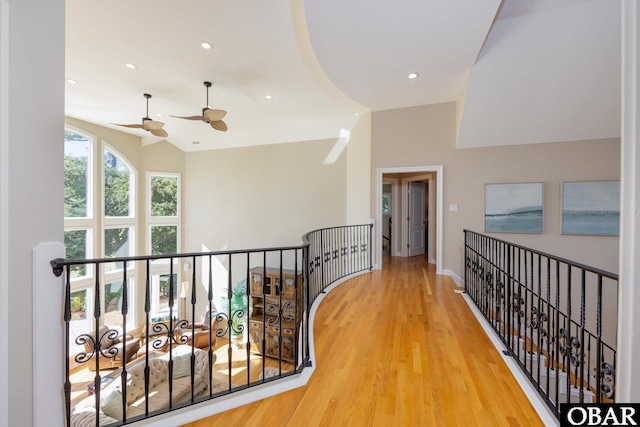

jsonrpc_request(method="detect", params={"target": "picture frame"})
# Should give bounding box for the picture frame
[484,182,543,233]
[561,180,620,236]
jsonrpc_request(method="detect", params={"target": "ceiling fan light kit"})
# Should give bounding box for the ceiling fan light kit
[170,81,228,132]
[112,93,168,138]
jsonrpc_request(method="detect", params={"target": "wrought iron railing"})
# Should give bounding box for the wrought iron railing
[50,223,372,427]
[464,230,617,419]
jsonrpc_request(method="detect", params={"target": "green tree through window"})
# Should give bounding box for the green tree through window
[104,151,130,217]
[151,176,178,216]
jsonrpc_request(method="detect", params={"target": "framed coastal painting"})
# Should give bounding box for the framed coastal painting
[484,183,543,233]
[561,181,620,235]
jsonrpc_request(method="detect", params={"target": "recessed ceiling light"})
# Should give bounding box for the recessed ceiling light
[354,112,360,116]
[265,94,273,100]
[156,113,162,117]
[66,79,78,84]
[200,41,212,49]
[125,63,137,69]
[407,72,419,79]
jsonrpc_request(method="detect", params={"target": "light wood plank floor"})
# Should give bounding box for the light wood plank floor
[182,255,543,427]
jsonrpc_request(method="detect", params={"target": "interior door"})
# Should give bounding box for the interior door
[408,182,426,256]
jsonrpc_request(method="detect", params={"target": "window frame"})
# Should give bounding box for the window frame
[100,142,137,330]
[146,172,181,320]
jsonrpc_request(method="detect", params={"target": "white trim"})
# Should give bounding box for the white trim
[381,177,400,258]
[33,242,65,426]
[460,292,559,427]
[443,269,463,287]
[128,270,371,426]
[145,171,181,254]
[376,166,443,274]
[64,125,96,221]
[0,2,9,425]
[617,0,640,403]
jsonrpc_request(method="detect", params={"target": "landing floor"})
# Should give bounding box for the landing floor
[183,255,543,427]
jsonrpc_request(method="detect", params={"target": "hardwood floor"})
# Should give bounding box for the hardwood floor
[182,255,543,427]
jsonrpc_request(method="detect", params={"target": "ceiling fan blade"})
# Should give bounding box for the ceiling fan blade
[112,123,144,129]
[203,109,227,122]
[169,115,205,121]
[142,119,165,131]
[210,120,228,132]
[150,128,168,138]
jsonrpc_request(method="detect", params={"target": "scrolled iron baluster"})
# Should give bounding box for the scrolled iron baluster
[559,328,585,388]
[215,310,245,338]
[511,295,525,318]
[527,306,548,337]
[265,300,294,326]
[600,362,615,399]
[73,334,94,364]
[74,328,119,364]
[173,319,191,346]
[149,320,190,350]
[485,270,493,285]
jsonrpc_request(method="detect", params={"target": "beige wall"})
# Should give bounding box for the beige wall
[184,138,347,253]
[346,113,371,224]
[371,102,620,277]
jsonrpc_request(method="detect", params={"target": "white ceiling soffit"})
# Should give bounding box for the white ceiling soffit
[303,0,502,112]
[457,0,621,148]
[65,1,366,152]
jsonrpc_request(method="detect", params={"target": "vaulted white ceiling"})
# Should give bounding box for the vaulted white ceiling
[64,0,621,152]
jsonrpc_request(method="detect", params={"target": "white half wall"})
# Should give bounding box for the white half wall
[617,0,640,403]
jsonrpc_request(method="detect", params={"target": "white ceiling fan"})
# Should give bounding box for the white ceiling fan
[170,81,228,132]
[112,93,168,137]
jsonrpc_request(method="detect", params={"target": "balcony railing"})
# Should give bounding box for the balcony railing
[464,230,618,419]
[50,224,373,427]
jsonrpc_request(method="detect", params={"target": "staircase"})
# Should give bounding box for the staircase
[464,230,617,421]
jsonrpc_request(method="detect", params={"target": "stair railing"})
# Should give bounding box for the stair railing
[464,230,617,419]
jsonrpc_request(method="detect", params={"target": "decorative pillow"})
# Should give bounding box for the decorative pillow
[101,388,123,421]
[171,352,192,379]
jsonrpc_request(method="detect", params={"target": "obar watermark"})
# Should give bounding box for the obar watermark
[561,404,640,426]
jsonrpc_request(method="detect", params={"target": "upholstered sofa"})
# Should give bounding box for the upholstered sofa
[70,346,227,427]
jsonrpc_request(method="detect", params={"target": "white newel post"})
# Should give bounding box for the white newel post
[33,243,65,426]
[0,3,8,425]
[617,0,640,403]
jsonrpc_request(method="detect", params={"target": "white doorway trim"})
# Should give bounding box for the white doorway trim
[382,177,400,256]
[376,166,443,274]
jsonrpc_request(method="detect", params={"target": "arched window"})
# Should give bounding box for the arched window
[101,145,136,329]
[63,131,138,354]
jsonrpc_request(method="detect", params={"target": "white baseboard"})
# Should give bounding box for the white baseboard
[459,293,559,427]
[428,258,436,265]
[442,269,463,287]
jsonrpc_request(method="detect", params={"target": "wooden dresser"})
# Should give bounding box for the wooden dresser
[248,266,302,363]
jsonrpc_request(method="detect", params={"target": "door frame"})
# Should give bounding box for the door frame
[375,165,443,274]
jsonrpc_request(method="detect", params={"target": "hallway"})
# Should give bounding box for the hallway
[183,256,543,426]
